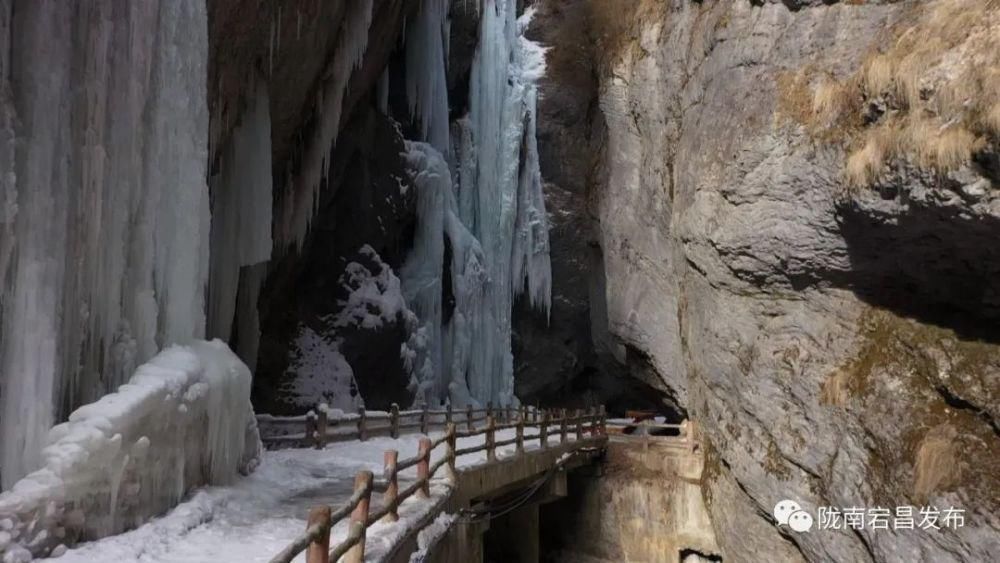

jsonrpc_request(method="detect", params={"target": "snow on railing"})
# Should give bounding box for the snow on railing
[267,406,607,563]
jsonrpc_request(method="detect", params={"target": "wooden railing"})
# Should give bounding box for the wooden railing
[258,402,535,450]
[267,405,607,563]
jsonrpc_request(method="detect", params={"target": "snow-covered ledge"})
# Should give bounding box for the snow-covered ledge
[0,340,260,561]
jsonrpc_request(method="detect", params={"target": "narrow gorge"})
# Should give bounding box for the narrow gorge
[0,1,998,562]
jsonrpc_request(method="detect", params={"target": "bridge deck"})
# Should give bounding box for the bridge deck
[46,428,597,563]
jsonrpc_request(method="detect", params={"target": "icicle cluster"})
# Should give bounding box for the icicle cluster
[276,0,374,251]
[0,0,211,489]
[399,0,551,409]
[405,0,452,153]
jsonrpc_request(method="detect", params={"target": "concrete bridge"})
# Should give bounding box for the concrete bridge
[260,407,712,563]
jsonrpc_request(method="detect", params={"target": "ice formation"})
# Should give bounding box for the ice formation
[208,77,274,371]
[400,142,487,406]
[276,0,374,251]
[400,1,551,407]
[0,0,212,489]
[405,0,452,153]
[0,340,256,560]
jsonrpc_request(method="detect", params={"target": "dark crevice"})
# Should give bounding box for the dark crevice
[679,548,723,562]
[932,384,1000,438]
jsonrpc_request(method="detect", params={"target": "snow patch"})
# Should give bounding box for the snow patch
[282,246,421,409]
[0,340,256,560]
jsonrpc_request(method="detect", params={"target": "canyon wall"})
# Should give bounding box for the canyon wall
[551,0,1000,561]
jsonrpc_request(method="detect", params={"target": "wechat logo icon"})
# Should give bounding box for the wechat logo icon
[774,499,814,533]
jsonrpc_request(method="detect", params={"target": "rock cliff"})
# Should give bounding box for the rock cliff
[541,0,1000,560]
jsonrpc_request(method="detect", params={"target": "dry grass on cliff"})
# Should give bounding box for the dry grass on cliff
[912,424,960,502]
[586,0,663,70]
[804,0,1000,189]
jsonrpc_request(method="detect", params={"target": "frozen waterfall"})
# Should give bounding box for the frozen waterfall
[400,0,552,408]
[0,0,212,489]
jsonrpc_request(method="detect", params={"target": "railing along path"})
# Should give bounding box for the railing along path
[265,404,608,563]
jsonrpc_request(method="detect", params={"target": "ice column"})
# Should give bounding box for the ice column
[0,0,210,489]
[400,0,551,408]
[208,78,274,369]
[453,1,552,404]
[400,142,487,406]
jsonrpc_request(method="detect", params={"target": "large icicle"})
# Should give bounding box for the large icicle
[0,0,211,489]
[276,0,374,251]
[405,0,451,153]
[208,77,273,368]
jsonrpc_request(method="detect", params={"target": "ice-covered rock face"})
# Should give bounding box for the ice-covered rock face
[586,0,1000,561]
[0,340,256,560]
[0,0,211,490]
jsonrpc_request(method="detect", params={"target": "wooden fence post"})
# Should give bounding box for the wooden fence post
[420,404,429,434]
[306,411,317,447]
[305,506,331,563]
[445,423,458,483]
[345,470,373,563]
[599,405,607,435]
[575,408,584,440]
[560,409,568,442]
[466,404,474,432]
[516,414,524,453]
[486,415,496,461]
[383,450,399,522]
[487,401,493,420]
[389,403,400,439]
[446,403,453,425]
[315,407,328,449]
[540,411,549,448]
[357,407,367,441]
[417,437,432,498]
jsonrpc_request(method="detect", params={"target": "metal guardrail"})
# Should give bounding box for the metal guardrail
[266,405,608,563]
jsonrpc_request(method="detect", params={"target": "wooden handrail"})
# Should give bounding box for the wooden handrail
[273,407,609,563]
[328,522,363,562]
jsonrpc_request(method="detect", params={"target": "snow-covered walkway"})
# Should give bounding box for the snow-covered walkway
[46,428,568,562]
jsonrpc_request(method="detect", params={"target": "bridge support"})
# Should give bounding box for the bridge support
[485,504,539,562]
